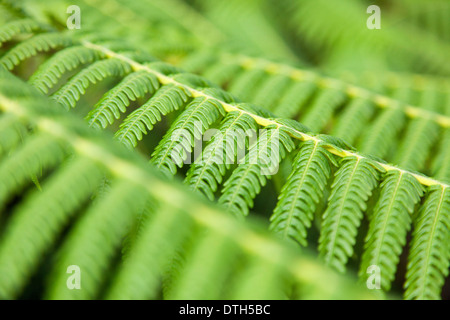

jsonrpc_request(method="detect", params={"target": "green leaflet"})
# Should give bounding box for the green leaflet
[219,125,294,218]
[393,119,440,172]
[0,18,42,47]
[404,185,450,300]
[251,74,291,111]
[319,156,383,273]
[115,84,190,148]
[184,110,258,200]
[300,88,347,132]
[86,70,160,129]
[270,140,337,246]
[359,108,406,159]
[0,32,72,70]
[29,46,105,94]
[46,181,148,299]
[272,81,317,119]
[52,58,132,109]
[228,68,266,102]
[168,231,238,299]
[331,98,375,146]
[359,171,424,291]
[150,93,226,177]
[0,133,65,211]
[0,113,27,157]
[0,158,104,298]
[433,129,450,183]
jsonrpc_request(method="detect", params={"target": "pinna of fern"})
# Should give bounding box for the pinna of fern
[0,11,449,300]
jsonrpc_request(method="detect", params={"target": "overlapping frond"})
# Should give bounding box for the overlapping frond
[0,11,449,300]
[0,69,372,300]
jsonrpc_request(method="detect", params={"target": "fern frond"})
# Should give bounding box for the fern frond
[115,84,189,148]
[0,13,449,299]
[1,32,72,70]
[86,70,159,129]
[150,93,226,176]
[181,51,450,129]
[219,125,294,217]
[46,181,148,299]
[433,130,450,183]
[272,81,317,119]
[270,140,336,246]
[29,46,104,94]
[319,157,383,273]
[393,119,439,172]
[359,108,406,159]
[404,185,450,300]
[0,157,104,298]
[52,58,132,109]
[359,171,424,291]
[331,98,375,145]
[0,69,373,299]
[301,88,347,132]
[0,18,42,47]
[184,110,258,200]
[0,113,27,157]
[167,231,238,299]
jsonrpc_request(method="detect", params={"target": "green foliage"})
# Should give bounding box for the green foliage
[0,0,448,300]
[0,68,373,300]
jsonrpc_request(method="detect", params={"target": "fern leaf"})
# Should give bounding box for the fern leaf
[0,133,64,210]
[0,18,41,47]
[184,110,258,200]
[404,185,450,300]
[0,113,27,157]
[332,98,375,145]
[0,158,103,298]
[86,70,160,129]
[272,81,316,118]
[169,231,238,299]
[106,203,193,299]
[150,93,225,176]
[29,46,104,94]
[359,108,406,158]
[46,181,148,299]
[270,140,337,246]
[115,84,190,148]
[319,157,382,273]
[228,68,266,102]
[219,126,294,217]
[359,171,424,291]
[301,88,347,132]
[0,33,72,70]
[51,58,132,109]
[433,129,450,183]
[393,119,439,171]
[251,74,291,110]
[230,257,285,299]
